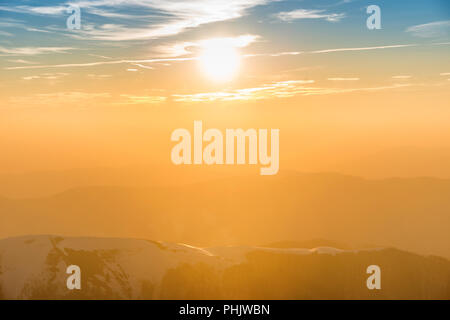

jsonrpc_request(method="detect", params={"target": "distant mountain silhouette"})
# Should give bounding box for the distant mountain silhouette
[262,239,353,250]
[0,235,449,300]
[0,165,259,198]
[335,147,450,179]
[1,173,449,258]
[2,147,450,199]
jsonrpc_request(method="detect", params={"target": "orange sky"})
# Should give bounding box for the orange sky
[0,0,449,176]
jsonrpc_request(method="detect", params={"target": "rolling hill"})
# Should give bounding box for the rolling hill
[1,173,449,258]
[1,235,449,300]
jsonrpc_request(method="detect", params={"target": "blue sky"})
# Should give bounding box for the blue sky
[1,0,448,52]
[0,0,449,105]
[0,0,449,174]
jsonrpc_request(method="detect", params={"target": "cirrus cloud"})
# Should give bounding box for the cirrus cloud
[276,9,345,22]
[2,0,276,41]
[406,20,450,38]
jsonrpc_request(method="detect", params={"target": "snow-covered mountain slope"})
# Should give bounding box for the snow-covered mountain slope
[0,235,449,300]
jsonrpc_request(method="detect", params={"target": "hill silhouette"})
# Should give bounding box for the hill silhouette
[1,235,449,300]
[1,172,449,258]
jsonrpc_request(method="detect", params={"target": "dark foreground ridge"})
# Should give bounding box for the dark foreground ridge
[0,235,449,300]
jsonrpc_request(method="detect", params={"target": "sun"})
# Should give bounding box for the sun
[199,39,241,82]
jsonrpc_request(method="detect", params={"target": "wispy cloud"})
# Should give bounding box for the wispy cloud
[311,44,417,54]
[156,35,259,57]
[0,17,54,35]
[87,54,113,60]
[173,80,316,102]
[0,30,13,37]
[327,77,359,81]
[22,73,69,81]
[25,27,54,33]
[268,51,302,57]
[4,0,275,41]
[244,51,303,58]
[7,91,167,107]
[131,63,154,70]
[392,75,412,79]
[173,82,415,102]
[276,9,345,22]
[7,59,37,64]
[0,5,66,15]
[87,74,112,79]
[0,46,74,56]
[4,57,196,70]
[8,91,111,107]
[406,20,450,38]
[119,94,167,104]
[0,18,27,28]
[3,42,444,72]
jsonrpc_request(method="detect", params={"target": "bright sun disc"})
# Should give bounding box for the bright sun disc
[199,40,240,82]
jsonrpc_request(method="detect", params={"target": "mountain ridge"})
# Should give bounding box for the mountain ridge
[1,172,449,258]
[1,235,449,300]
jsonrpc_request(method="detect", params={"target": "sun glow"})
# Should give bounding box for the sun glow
[199,38,241,82]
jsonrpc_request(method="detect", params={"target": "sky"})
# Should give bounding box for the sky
[0,0,449,174]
